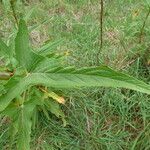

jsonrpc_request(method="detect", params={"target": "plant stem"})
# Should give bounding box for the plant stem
[139,6,150,43]
[96,0,104,65]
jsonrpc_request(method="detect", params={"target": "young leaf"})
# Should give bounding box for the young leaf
[1,66,150,111]
[15,19,44,71]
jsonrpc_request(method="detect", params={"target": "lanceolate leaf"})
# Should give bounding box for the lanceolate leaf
[1,66,150,111]
[17,102,35,150]
[15,19,43,71]
[1,101,36,150]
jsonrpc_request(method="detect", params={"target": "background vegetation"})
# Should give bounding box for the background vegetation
[0,0,150,149]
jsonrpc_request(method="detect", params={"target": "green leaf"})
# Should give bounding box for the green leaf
[17,102,36,150]
[3,75,21,92]
[1,101,35,150]
[1,104,20,149]
[1,103,18,117]
[41,105,51,120]
[33,58,61,73]
[1,66,150,111]
[37,39,63,56]
[15,19,43,71]
[32,107,38,130]
[45,99,66,126]
[9,122,18,149]
[1,100,37,149]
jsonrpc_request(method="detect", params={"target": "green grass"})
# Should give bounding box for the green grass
[0,0,150,149]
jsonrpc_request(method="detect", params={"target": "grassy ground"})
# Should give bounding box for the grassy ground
[0,0,150,149]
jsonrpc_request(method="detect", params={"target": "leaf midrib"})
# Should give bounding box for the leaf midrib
[0,72,150,112]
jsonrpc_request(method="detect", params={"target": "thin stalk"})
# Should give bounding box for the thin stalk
[96,0,104,65]
[139,6,150,43]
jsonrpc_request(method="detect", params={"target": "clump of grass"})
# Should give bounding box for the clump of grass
[1,0,150,150]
